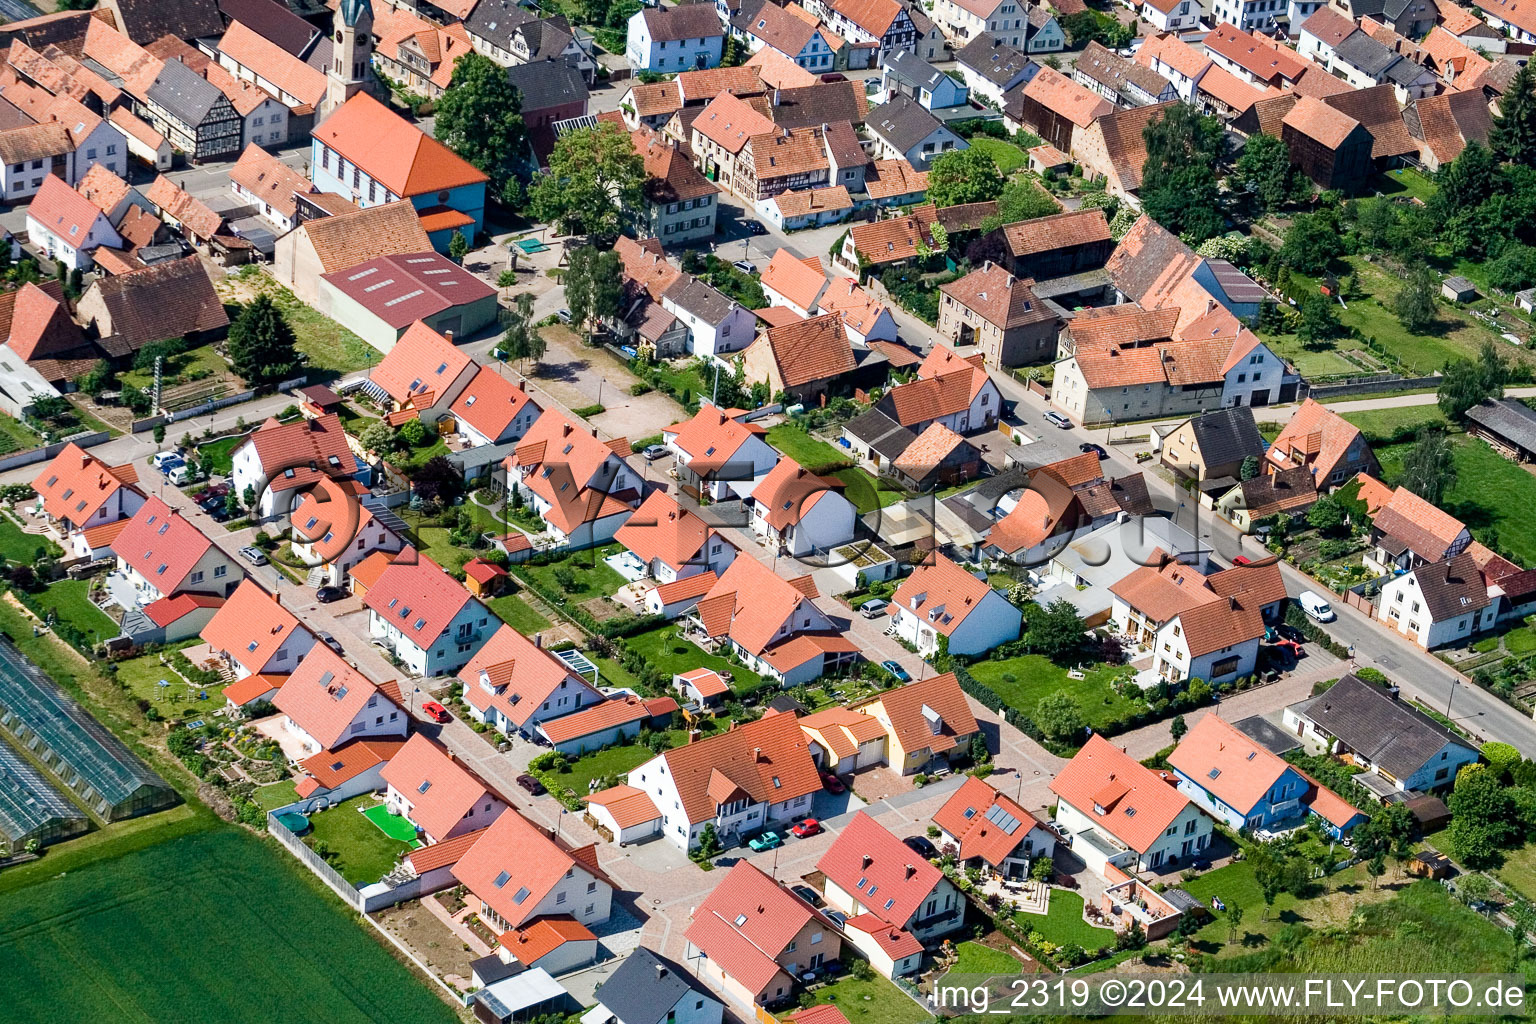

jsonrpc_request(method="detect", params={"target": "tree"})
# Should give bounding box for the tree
[1226,903,1244,943]
[1295,292,1341,346]
[226,294,299,385]
[1034,691,1085,741]
[1493,64,1536,168]
[564,246,593,334]
[590,250,624,329]
[1487,243,1536,293]
[501,293,542,371]
[529,121,646,241]
[1169,714,1187,743]
[496,269,518,299]
[1307,494,1346,535]
[433,52,526,191]
[1366,853,1386,890]
[79,360,114,396]
[1481,741,1521,781]
[1233,133,1309,213]
[926,147,1005,207]
[993,176,1059,224]
[1139,103,1227,243]
[411,455,463,504]
[1354,198,1399,253]
[1392,265,1438,333]
[1239,455,1262,481]
[359,420,396,455]
[448,229,470,265]
[1447,765,1521,868]
[694,822,722,860]
[1438,340,1508,420]
[969,731,989,766]
[1279,213,1343,274]
[1397,429,1457,506]
[398,418,428,448]
[1430,141,1498,229]
[1025,599,1087,661]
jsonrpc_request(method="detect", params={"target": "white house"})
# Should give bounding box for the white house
[25,174,122,272]
[31,442,146,560]
[272,646,409,757]
[749,457,858,558]
[732,1,843,71]
[876,347,1002,436]
[1377,553,1498,649]
[503,411,643,550]
[363,549,494,678]
[198,580,316,680]
[661,276,758,361]
[868,93,968,169]
[818,276,900,345]
[580,948,723,1024]
[1141,0,1204,32]
[1050,734,1213,877]
[1209,0,1284,32]
[815,0,919,64]
[380,733,508,844]
[288,486,408,588]
[230,413,356,521]
[112,498,242,605]
[934,0,1033,49]
[614,490,738,584]
[933,776,1056,881]
[890,553,1022,658]
[446,367,542,448]
[452,809,614,935]
[460,624,605,740]
[627,4,725,72]
[664,406,779,501]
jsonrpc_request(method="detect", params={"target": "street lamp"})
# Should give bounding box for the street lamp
[1445,678,1458,718]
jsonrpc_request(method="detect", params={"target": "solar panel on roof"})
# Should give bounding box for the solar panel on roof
[984,803,1022,835]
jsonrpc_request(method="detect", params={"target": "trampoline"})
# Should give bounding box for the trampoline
[363,804,421,843]
[511,238,548,254]
[276,811,310,833]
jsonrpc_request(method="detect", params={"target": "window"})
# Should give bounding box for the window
[190,571,204,584]
[214,565,227,578]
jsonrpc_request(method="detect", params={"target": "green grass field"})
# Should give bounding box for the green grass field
[532,740,661,799]
[0,414,44,454]
[120,344,230,390]
[0,514,60,561]
[766,424,852,472]
[969,136,1029,175]
[197,433,249,476]
[1339,404,1450,442]
[116,652,210,719]
[486,592,551,633]
[967,656,1139,733]
[1016,890,1117,950]
[30,579,117,645]
[243,270,377,378]
[950,940,1025,976]
[1490,841,1536,903]
[516,546,628,603]
[0,827,457,1024]
[625,622,767,695]
[1376,434,1536,565]
[803,971,930,1024]
[830,466,905,515]
[302,794,416,886]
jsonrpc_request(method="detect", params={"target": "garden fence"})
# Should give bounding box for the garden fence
[0,431,111,473]
[267,807,365,912]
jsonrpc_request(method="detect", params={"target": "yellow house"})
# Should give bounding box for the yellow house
[855,672,980,776]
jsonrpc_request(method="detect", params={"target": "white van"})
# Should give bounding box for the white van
[1298,590,1335,622]
[167,464,194,486]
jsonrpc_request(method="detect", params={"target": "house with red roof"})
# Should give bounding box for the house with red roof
[683,860,841,1009]
[320,251,499,355]
[25,173,123,272]
[366,320,479,424]
[614,489,738,585]
[288,479,408,588]
[503,410,643,550]
[663,405,779,502]
[290,736,410,808]
[582,784,664,845]
[874,344,1001,435]
[816,812,962,977]
[890,552,1021,657]
[535,693,678,755]
[381,733,508,844]
[272,645,408,756]
[500,916,599,975]
[364,547,494,677]
[853,672,979,775]
[446,367,542,448]
[451,806,614,938]
[1265,398,1380,489]
[310,91,487,252]
[626,709,822,851]
[1109,550,1267,685]
[230,412,357,520]
[459,623,605,739]
[797,707,888,773]
[113,497,242,604]
[932,775,1055,881]
[748,456,857,558]
[198,579,316,680]
[689,555,856,686]
[761,248,829,318]
[133,591,226,648]
[31,442,146,559]
[1049,733,1213,876]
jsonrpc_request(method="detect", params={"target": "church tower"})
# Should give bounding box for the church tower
[324,0,374,119]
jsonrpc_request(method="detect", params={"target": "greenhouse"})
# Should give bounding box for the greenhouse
[0,738,87,852]
[0,638,175,821]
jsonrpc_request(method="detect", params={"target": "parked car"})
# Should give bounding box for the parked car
[642,444,668,461]
[1276,623,1305,644]
[745,221,768,236]
[858,597,888,618]
[1044,411,1073,429]
[316,630,345,657]
[315,586,346,603]
[151,451,181,470]
[790,818,823,838]
[791,883,824,906]
[1299,590,1335,622]
[1231,555,1252,566]
[516,774,546,795]
[820,72,847,82]
[902,835,938,858]
[1079,442,1107,459]
[732,259,757,275]
[422,701,450,722]
[748,830,783,852]
[556,308,572,324]
[199,497,230,522]
[880,659,910,682]
[823,909,848,929]
[167,464,195,486]
[238,546,269,566]
[820,772,845,794]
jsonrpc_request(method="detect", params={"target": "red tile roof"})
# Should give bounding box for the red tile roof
[614,489,718,571]
[1000,208,1110,258]
[462,557,508,585]
[817,811,944,926]
[754,311,855,389]
[798,706,887,761]
[651,709,820,825]
[114,497,218,594]
[452,809,610,930]
[932,775,1045,868]
[695,555,819,657]
[684,860,824,993]
[864,672,978,757]
[692,92,776,154]
[1283,94,1362,149]
[538,694,677,745]
[313,91,488,197]
[296,736,409,794]
[221,670,285,708]
[665,405,767,474]
[582,784,662,828]
[892,553,995,637]
[244,412,353,492]
[1021,66,1114,127]
[751,456,843,530]
[27,173,110,247]
[273,645,394,750]
[1167,713,1295,816]
[761,247,828,311]
[1049,733,1193,853]
[371,320,473,405]
[404,824,488,874]
[363,547,482,651]
[502,915,595,965]
[380,733,497,841]
[459,624,593,730]
[1266,398,1373,482]
[446,366,537,444]
[199,579,311,676]
[32,441,137,526]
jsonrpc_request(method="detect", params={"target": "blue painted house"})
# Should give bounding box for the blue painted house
[1169,713,1365,836]
[310,92,488,253]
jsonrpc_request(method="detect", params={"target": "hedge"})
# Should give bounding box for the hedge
[1284,604,1351,659]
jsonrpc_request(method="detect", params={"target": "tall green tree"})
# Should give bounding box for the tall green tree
[529,121,646,241]
[1279,213,1342,274]
[227,294,300,385]
[1139,103,1227,243]
[1392,265,1438,332]
[1397,429,1458,506]
[590,250,624,327]
[925,147,1005,207]
[1232,133,1310,213]
[1295,292,1341,346]
[448,229,470,264]
[1438,340,1508,420]
[1490,61,1536,167]
[1034,691,1085,741]
[564,246,594,334]
[500,293,541,371]
[433,52,527,192]
[1025,599,1087,661]
[994,176,1059,223]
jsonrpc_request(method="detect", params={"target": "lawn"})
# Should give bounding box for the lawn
[29,579,117,645]
[1339,404,1449,442]
[0,514,60,560]
[254,780,300,811]
[969,136,1029,174]
[803,971,930,1024]
[1491,841,1536,903]
[1015,890,1117,951]
[831,466,905,515]
[486,592,551,634]
[0,413,44,454]
[531,740,663,803]
[120,344,230,390]
[240,269,377,378]
[766,423,853,473]
[516,545,629,603]
[302,794,417,887]
[115,652,213,720]
[1371,167,1438,204]
[625,622,768,695]
[967,655,1142,733]
[197,432,249,476]
[0,827,458,1024]
[950,939,1026,976]
[1375,434,1536,566]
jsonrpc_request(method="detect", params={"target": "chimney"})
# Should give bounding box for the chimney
[905,863,916,879]
[445,330,453,343]
[1005,276,1013,290]
[80,452,91,467]
[774,86,781,106]
[534,633,543,648]
[754,746,763,761]
[983,259,992,272]
[562,423,573,438]
[656,963,669,981]
[272,589,281,607]
[1206,299,1215,315]
[861,854,872,869]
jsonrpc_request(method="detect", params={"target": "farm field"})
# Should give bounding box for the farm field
[1375,434,1536,566]
[0,827,457,1024]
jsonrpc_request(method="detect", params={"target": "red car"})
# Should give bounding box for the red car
[421,701,450,722]
[821,772,845,794]
[790,818,822,838]
[1231,555,1252,566]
